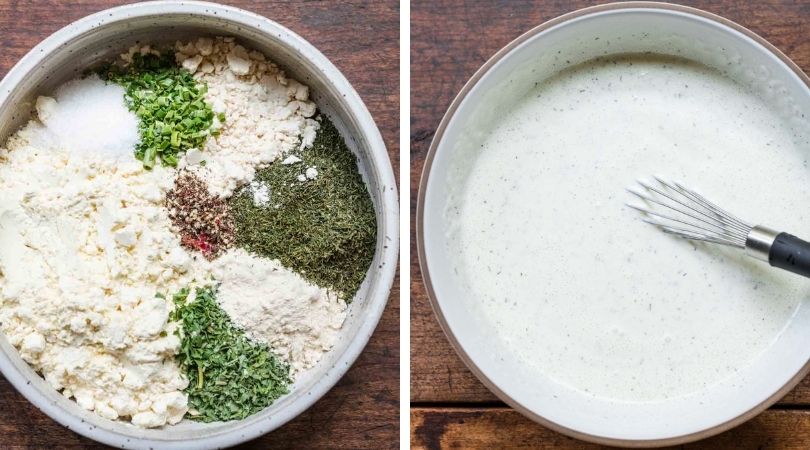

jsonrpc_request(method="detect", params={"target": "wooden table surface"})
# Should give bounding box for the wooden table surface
[0,1,399,448]
[411,1,810,448]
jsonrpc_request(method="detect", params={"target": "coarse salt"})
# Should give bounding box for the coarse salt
[35,74,139,160]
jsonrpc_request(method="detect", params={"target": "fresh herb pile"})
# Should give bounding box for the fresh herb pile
[228,117,376,299]
[103,53,221,168]
[169,286,291,422]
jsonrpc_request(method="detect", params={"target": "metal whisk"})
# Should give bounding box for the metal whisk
[627,176,810,278]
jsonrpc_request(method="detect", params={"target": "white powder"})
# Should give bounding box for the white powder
[212,249,347,374]
[248,180,270,207]
[175,37,320,197]
[0,119,211,427]
[281,154,302,165]
[305,166,318,180]
[34,74,139,159]
[294,166,319,183]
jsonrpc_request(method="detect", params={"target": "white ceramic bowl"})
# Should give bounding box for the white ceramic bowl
[0,1,398,448]
[418,2,810,447]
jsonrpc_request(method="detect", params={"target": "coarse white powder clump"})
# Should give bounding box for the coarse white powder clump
[281,154,302,165]
[34,74,139,159]
[0,121,212,428]
[211,249,347,374]
[305,166,318,180]
[248,180,270,207]
[174,37,320,197]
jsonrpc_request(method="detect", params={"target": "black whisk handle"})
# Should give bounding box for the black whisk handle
[769,233,810,278]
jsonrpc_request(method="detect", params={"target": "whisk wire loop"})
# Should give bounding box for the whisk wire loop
[667,179,752,232]
[626,177,753,249]
[628,176,810,279]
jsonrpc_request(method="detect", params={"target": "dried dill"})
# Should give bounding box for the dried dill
[228,116,376,300]
[169,286,291,422]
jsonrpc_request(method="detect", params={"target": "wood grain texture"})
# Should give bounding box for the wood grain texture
[411,408,810,450]
[0,0,399,448]
[411,0,810,405]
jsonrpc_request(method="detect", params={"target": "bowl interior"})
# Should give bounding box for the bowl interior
[422,5,810,443]
[0,3,396,447]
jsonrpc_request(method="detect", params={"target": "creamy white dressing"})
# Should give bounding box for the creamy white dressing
[447,55,810,402]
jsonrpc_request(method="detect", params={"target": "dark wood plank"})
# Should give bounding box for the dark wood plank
[411,407,810,450]
[0,0,399,448]
[410,0,810,404]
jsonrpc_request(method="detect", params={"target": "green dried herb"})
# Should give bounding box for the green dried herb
[104,53,220,169]
[169,285,290,422]
[228,116,376,300]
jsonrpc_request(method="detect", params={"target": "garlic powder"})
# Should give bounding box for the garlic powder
[211,249,347,374]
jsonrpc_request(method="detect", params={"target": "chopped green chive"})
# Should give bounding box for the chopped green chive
[103,53,218,169]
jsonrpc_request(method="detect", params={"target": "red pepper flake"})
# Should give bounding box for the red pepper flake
[166,172,235,260]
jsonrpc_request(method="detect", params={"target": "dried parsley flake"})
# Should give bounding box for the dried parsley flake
[169,285,290,422]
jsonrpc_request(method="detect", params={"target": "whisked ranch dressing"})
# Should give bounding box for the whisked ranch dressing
[447,55,810,402]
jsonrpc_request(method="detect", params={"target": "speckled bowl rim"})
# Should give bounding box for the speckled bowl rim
[0,1,398,448]
[416,2,810,447]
